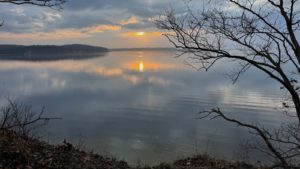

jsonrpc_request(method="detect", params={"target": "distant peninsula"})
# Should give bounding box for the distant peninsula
[0,44,108,61]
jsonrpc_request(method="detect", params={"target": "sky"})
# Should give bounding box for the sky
[0,0,293,49]
[0,0,188,48]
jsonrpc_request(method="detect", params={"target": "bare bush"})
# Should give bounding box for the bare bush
[0,98,60,138]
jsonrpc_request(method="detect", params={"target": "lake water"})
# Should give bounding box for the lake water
[0,50,289,165]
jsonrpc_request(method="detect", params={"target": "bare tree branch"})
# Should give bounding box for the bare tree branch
[198,108,300,167]
[156,0,300,121]
[157,0,300,167]
[0,0,65,10]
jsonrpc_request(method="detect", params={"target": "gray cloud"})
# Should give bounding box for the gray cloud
[64,0,157,17]
[120,17,153,30]
[0,0,182,34]
[0,5,43,33]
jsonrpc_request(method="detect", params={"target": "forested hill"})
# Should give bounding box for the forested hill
[0,44,108,61]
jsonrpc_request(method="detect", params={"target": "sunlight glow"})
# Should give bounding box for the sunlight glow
[136,32,145,36]
[139,61,144,72]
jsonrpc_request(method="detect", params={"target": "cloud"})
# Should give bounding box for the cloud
[122,17,155,30]
[32,22,44,29]
[0,29,88,40]
[63,0,157,17]
[9,7,26,17]
[82,25,121,34]
[223,0,269,11]
[0,24,122,40]
[0,0,188,47]
[43,12,62,23]
[120,16,139,26]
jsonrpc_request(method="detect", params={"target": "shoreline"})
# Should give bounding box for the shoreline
[0,129,265,169]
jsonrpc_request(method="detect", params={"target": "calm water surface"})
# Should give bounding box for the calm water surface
[0,51,288,164]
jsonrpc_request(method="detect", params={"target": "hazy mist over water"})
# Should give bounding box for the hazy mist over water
[0,50,290,165]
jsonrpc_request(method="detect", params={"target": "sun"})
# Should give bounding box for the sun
[136,32,145,36]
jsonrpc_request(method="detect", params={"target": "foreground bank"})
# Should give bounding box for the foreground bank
[0,129,266,169]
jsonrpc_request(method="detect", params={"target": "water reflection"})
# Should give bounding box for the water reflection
[0,50,289,165]
[139,61,144,73]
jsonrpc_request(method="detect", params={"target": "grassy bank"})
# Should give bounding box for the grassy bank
[0,129,268,169]
[0,130,129,169]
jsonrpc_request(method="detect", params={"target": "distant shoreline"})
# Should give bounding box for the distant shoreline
[0,44,108,61]
[0,44,176,61]
[0,52,107,61]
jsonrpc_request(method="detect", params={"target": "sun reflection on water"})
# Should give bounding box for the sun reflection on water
[139,61,144,72]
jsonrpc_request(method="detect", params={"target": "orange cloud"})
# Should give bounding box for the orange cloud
[82,25,121,34]
[121,31,162,38]
[0,29,89,40]
[0,24,122,40]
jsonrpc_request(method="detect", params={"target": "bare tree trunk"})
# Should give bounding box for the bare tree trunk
[291,91,300,122]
